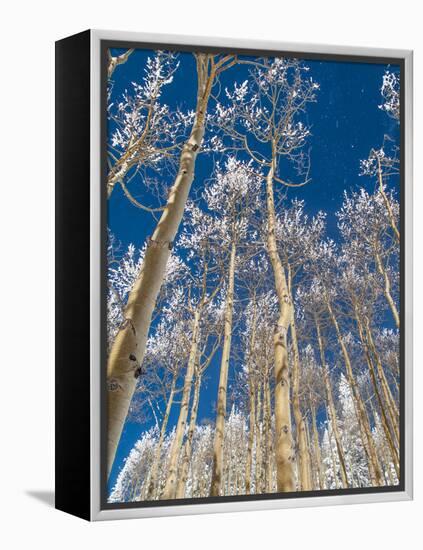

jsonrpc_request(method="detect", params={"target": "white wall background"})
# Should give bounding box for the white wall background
[1,0,420,547]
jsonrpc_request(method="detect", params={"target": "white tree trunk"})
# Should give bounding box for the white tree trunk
[106,58,216,477]
[326,299,384,486]
[289,290,312,491]
[146,374,176,500]
[356,315,399,475]
[265,161,295,492]
[210,242,236,496]
[377,156,400,242]
[245,300,257,495]
[374,249,400,329]
[176,373,202,499]
[161,310,201,499]
[311,401,324,490]
[315,318,349,488]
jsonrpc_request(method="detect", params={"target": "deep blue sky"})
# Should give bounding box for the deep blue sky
[107,47,400,491]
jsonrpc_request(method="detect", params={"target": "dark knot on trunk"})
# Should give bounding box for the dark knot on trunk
[107,378,122,392]
[147,236,174,250]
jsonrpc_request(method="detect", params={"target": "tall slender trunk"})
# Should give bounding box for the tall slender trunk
[383,446,396,486]
[289,268,312,490]
[364,317,400,445]
[311,400,324,490]
[106,57,217,477]
[368,396,395,486]
[315,318,349,488]
[265,376,274,493]
[245,300,257,495]
[262,376,270,492]
[374,248,400,329]
[245,379,256,495]
[176,373,202,499]
[224,424,231,495]
[265,160,295,492]
[305,419,314,489]
[255,380,263,494]
[161,309,201,499]
[210,242,237,496]
[325,299,384,486]
[291,321,312,490]
[130,468,143,501]
[235,420,245,495]
[327,416,340,488]
[376,155,400,243]
[355,313,400,476]
[146,373,177,500]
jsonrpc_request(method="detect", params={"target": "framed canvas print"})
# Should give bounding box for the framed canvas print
[55,30,413,521]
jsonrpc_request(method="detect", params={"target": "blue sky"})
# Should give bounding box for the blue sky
[107,47,400,492]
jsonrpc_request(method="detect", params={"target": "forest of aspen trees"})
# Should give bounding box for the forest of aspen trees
[105,47,401,502]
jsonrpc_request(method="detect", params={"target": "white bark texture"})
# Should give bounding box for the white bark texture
[315,319,349,488]
[266,163,295,492]
[210,242,236,496]
[161,310,201,499]
[106,56,216,476]
[326,299,384,486]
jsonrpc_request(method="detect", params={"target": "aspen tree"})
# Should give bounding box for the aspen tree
[111,294,191,500]
[356,316,399,475]
[210,242,236,496]
[264,371,274,492]
[290,311,312,490]
[237,252,277,493]
[310,400,324,490]
[336,373,372,487]
[275,202,325,490]
[315,320,349,489]
[245,299,257,495]
[161,308,201,499]
[337,188,400,329]
[326,422,341,489]
[336,259,400,474]
[266,161,296,491]
[374,150,400,243]
[106,54,236,476]
[288,276,312,488]
[161,246,221,498]
[325,297,384,486]
[176,371,202,499]
[207,160,261,497]
[107,52,181,199]
[292,278,350,488]
[364,319,400,446]
[337,229,399,461]
[213,58,319,491]
[176,337,220,498]
[299,344,327,490]
[146,373,177,500]
[361,70,400,241]
[276,201,325,490]
[299,244,376,488]
[161,186,231,499]
[107,60,401,502]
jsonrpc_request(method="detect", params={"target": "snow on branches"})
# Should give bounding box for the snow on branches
[107,52,192,199]
[378,70,400,121]
[106,51,401,501]
[209,57,318,186]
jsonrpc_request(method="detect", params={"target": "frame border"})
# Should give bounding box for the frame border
[90,29,413,521]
